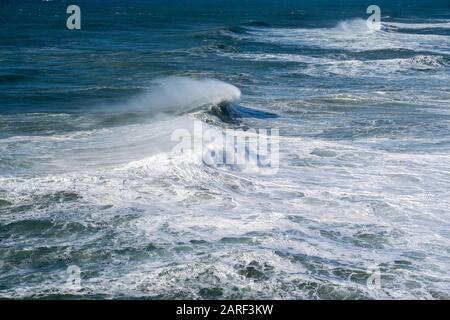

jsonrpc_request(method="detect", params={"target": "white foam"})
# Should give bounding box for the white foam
[223,52,448,79]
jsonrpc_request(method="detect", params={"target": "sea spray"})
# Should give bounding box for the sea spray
[103,77,241,114]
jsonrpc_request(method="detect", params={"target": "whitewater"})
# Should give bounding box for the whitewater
[0,1,449,299]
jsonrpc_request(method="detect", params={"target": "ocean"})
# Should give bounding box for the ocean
[0,0,449,299]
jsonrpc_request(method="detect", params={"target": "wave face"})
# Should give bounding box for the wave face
[1,1,450,299]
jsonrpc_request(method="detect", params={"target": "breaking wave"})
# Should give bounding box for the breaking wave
[98,77,242,115]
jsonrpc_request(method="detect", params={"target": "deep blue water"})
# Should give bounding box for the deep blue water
[0,0,449,299]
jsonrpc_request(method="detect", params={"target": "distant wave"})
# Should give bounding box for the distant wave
[384,20,450,30]
[238,19,450,54]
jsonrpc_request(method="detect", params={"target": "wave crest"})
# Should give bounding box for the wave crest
[104,77,241,115]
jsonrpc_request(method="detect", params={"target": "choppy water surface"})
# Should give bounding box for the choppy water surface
[0,0,449,299]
